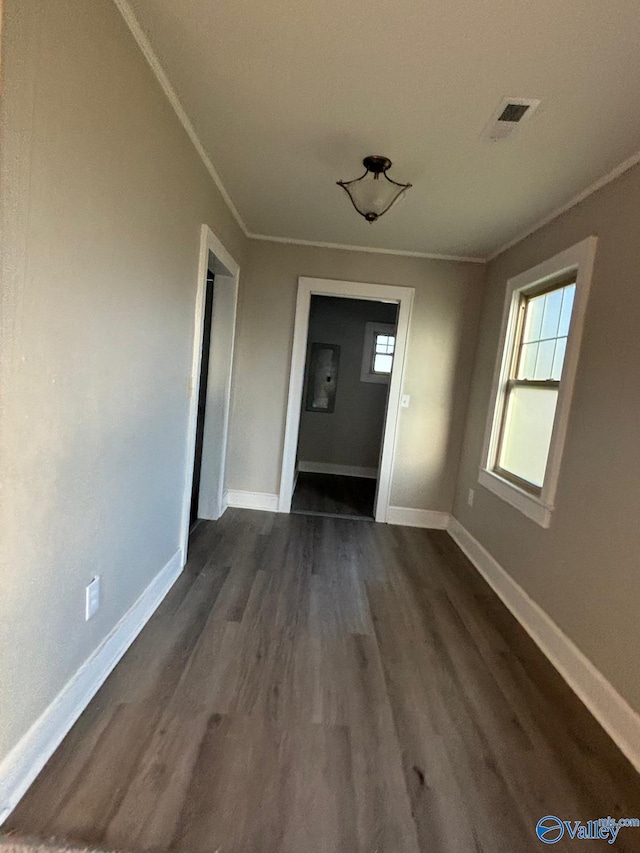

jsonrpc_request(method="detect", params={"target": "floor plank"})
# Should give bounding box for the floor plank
[7,510,640,852]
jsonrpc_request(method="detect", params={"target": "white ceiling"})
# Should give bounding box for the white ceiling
[125,0,640,260]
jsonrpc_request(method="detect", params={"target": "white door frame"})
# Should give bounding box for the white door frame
[180,225,240,561]
[278,276,414,523]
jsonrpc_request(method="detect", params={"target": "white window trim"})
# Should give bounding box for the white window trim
[479,236,597,528]
[361,321,396,384]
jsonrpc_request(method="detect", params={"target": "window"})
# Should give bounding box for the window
[372,332,395,374]
[480,237,597,527]
[495,279,575,492]
[361,322,396,383]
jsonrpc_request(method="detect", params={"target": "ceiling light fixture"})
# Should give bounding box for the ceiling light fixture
[337,155,412,223]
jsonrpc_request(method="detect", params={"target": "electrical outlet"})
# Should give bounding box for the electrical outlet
[85,576,101,620]
[467,488,475,507]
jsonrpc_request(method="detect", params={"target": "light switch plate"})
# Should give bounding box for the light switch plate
[468,488,475,507]
[85,576,101,620]
[401,395,411,408]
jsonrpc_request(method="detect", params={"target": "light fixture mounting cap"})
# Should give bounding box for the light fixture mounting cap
[363,155,391,174]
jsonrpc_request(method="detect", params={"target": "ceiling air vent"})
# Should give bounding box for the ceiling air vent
[482,96,541,141]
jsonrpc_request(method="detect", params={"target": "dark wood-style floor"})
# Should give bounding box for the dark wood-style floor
[8,510,640,852]
[291,472,376,518]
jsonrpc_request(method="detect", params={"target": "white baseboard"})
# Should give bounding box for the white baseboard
[297,461,378,480]
[447,517,640,774]
[387,507,450,529]
[225,490,279,512]
[0,549,184,825]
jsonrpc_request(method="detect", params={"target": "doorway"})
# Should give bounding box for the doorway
[180,225,240,562]
[190,269,215,528]
[279,277,414,523]
[291,295,398,520]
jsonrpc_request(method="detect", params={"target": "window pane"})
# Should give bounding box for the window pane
[375,335,393,353]
[373,353,393,373]
[518,342,538,379]
[558,285,575,337]
[540,288,563,340]
[518,282,576,381]
[534,339,555,379]
[498,386,558,488]
[551,337,567,380]
[523,294,544,343]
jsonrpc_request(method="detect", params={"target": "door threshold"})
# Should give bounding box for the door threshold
[290,508,374,522]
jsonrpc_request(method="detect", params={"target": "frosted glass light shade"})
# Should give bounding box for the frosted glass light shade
[342,173,408,221]
[337,156,412,222]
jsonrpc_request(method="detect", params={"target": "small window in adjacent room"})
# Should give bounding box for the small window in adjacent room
[479,237,597,528]
[373,332,395,374]
[361,322,396,383]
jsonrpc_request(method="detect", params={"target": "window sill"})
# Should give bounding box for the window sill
[478,468,553,528]
[360,372,390,385]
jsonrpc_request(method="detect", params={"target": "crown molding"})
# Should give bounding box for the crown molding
[487,148,640,262]
[113,0,249,236]
[114,1,640,270]
[113,0,485,265]
[247,232,485,263]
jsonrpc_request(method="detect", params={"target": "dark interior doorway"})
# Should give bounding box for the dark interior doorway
[291,295,398,521]
[190,269,215,527]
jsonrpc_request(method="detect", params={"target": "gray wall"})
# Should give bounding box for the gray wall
[227,240,486,510]
[298,296,397,471]
[0,0,247,764]
[453,162,640,714]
